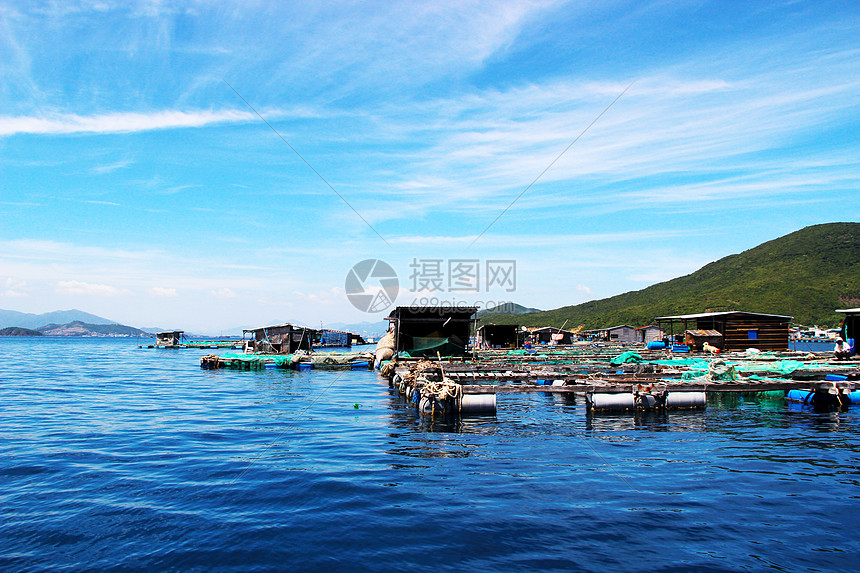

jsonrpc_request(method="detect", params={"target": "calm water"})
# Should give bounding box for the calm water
[789,340,837,352]
[1,338,858,572]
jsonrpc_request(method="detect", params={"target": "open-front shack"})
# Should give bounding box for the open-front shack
[476,324,521,349]
[836,308,859,355]
[386,306,477,357]
[243,323,315,354]
[155,331,184,347]
[655,311,792,352]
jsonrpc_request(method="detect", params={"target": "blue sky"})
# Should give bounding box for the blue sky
[1,1,858,333]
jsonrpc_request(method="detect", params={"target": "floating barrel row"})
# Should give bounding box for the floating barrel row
[389,363,496,415]
[786,388,860,408]
[586,383,707,412]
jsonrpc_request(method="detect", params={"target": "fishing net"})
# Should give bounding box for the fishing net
[609,351,642,365]
[401,336,466,357]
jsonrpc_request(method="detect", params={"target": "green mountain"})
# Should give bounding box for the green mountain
[476,302,541,318]
[480,222,860,329]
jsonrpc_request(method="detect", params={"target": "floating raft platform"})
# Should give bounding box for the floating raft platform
[381,345,860,413]
[143,340,244,349]
[200,351,374,371]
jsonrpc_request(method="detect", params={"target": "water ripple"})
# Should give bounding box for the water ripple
[1,338,858,572]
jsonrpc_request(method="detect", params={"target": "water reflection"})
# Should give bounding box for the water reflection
[710,392,856,433]
[585,410,707,432]
[545,391,578,409]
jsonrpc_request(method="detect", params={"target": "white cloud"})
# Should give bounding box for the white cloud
[1,277,29,297]
[148,287,177,297]
[211,287,236,299]
[56,280,132,296]
[2,289,27,297]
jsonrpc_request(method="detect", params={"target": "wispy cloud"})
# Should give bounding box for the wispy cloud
[91,159,133,174]
[0,109,255,136]
[56,280,132,297]
[342,43,860,225]
[386,228,695,248]
[85,200,121,206]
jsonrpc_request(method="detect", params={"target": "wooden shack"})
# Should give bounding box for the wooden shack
[654,311,792,352]
[155,330,184,347]
[836,308,859,355]
[386,306,477,357]
[242,323,315,354]
[530,326,575,345]
[603,325,638,342]
[636,325,664,343]
[317,329,351,348]
[476,324,520,349]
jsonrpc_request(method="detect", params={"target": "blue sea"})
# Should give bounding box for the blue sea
[2,337,858,572]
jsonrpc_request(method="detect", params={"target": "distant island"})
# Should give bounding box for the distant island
[36,321,147,337]
[0,326,43,336]
[0,309,148,337]
[0,308,116,330]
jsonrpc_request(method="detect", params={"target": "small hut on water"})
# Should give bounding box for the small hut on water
[386,306,477,357]
[316,329,352,348]
[530,326,576,345]
[155,331,185,347]
[836,308,859,355]
[636,325,665,343]
[243,323,315,354]
[601,325,638,343]
[476,324,521,349]
[655,311,792,352]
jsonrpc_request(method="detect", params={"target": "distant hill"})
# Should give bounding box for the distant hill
[480,222,860,329]
[0,326,43,336]
[37,321,147,337]
[0,309,115,330]
[476,302,541,319]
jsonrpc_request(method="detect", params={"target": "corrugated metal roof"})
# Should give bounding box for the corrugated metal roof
[531,326,574,333]
[686,329,722,337]
[654,311,793,320]
[243,323,315,332]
